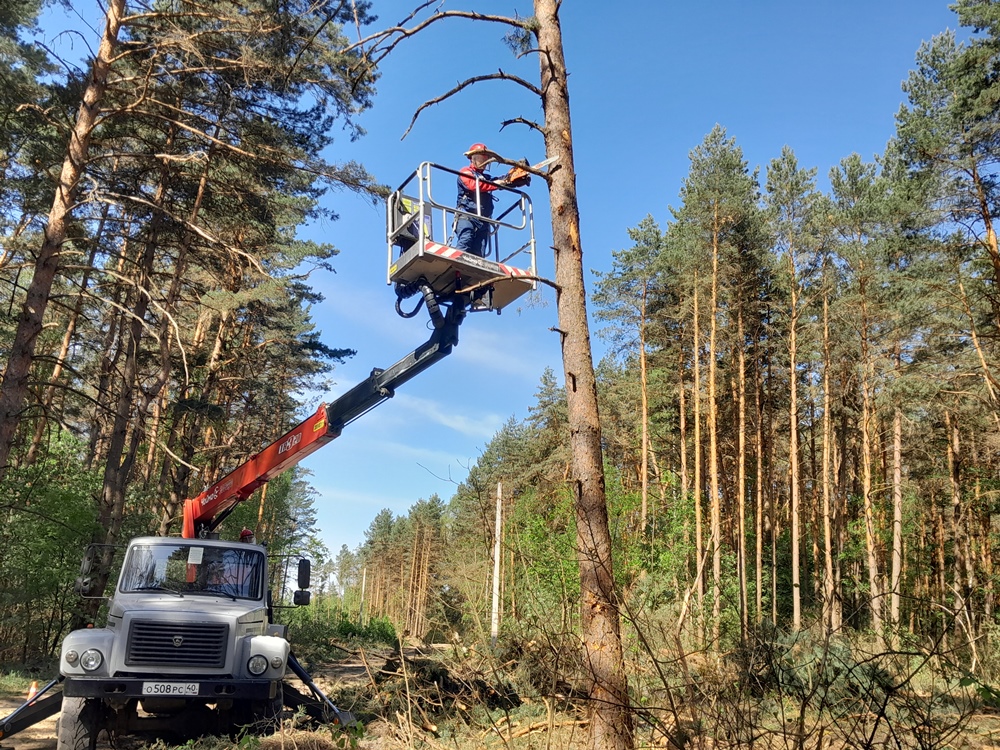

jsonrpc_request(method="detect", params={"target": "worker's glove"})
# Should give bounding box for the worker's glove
[504,162,531,188]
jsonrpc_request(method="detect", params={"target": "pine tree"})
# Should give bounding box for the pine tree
[896,21,1000,331]
[593,215,666,534]
[765,146,824,630]
[0,0,378,492]
[668,125,763,640]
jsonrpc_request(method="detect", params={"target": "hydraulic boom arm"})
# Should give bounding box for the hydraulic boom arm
[182,296,466,539]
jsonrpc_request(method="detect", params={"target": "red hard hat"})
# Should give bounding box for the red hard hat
[464,143,489,157]
[240,528,254,540]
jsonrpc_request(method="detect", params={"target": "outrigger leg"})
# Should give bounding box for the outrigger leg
[283,653,356,727]
[0,676,64,744]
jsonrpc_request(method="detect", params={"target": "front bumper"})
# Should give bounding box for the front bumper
[64,676,277,701]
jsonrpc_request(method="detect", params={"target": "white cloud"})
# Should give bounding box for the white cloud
[453,325,553,380]
[309,483,408,511]
[391,392,503,439]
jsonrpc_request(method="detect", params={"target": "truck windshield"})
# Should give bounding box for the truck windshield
[119,543,265,600]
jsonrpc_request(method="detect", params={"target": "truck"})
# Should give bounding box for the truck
[57,535,312,748]
[0,161,538,750]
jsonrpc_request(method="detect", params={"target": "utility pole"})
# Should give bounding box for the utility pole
[491,481,502,648]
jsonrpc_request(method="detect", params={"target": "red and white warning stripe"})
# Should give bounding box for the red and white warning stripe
[424,241,532,278]
[497,263,532,278]
[423,241,464,260]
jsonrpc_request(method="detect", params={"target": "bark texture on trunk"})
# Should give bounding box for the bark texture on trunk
[0,0,125,478]
[533,2,632,747]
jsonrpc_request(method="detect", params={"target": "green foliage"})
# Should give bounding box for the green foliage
[0,433,102,661]
[960,673,1000,708]
[282,597,396,664]
[0,0,379,582]
[508,488,579,623]
[593,214,664,354]
[646,487,697,593]
[0,670,35,697]
[734,626,862,700]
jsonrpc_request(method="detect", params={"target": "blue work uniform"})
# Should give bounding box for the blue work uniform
[454,165,500,257]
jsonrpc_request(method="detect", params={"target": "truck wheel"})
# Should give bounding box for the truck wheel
[56,697,104,750]
[236,695,282,736]
[253,694,284,732]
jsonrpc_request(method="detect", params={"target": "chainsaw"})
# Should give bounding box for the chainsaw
[502,156,558,187]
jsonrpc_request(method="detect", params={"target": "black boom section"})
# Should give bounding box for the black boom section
[325,299,466,432]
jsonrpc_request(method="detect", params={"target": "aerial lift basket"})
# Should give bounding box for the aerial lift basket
[387,162,537,311]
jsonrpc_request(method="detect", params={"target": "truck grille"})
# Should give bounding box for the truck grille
[125,620,229,668]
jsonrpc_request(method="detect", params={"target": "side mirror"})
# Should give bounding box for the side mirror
[293,590,311,606]
[74,576,95,596]
[297,558,311,590]
[79,545,98,576]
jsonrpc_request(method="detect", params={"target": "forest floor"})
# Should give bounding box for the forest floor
[7,649,1000,750]
[0,647,507,750]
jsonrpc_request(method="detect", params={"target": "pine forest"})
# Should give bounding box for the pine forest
[3,1,1000,748]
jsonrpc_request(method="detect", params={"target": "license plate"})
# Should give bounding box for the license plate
[141,681,199,696]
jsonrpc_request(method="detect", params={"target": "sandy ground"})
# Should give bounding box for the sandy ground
[0,693,59,750]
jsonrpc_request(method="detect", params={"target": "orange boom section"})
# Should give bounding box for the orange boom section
[182,405,340,538]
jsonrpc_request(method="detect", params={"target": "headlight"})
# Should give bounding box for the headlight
[270,655,284,670]
[247,655,268,675]
[80,649,103,672]
[64,650,79,666]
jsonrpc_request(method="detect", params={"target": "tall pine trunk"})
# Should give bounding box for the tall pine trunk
[755,366,764,623]
[736,310,748,636]
[859,275,883,635]
[788,244,802,630]
[639,286,649,533]
[678,327,689,504]
[708,212,722,642]
[0,0,125,478]
[534,2,631,746]
[821,289,840,633]
[88,161,173,615]
[692,277,704,633]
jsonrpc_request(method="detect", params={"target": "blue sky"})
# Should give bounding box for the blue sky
[37,1,961,556]
[295,0,959,557]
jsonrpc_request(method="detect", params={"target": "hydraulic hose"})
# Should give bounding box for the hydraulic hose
[422,284,444,329]
[394,278,424,318]
[395,279,444,329]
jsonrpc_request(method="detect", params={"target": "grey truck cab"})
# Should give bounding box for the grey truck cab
[57,536,304,749]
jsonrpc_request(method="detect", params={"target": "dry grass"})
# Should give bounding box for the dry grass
[258,728,351,750]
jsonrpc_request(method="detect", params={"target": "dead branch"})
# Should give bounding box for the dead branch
[481,714,513,739]
[500,115,544,134]
[343,8,530,67]
[510,719,589,738]
[402,70,542,139]
[457,274,559,296]
[358,647,385,705]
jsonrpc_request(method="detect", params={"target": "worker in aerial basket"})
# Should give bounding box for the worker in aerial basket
[239,527,256,544]
[454,143,530,257]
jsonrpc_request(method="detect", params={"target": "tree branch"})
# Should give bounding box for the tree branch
[344,7,531,66]
[456,274,558,295]
[283,0,351,91]
[500,116,544,135]
[402,70,542,139]
[94,190,270,277]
